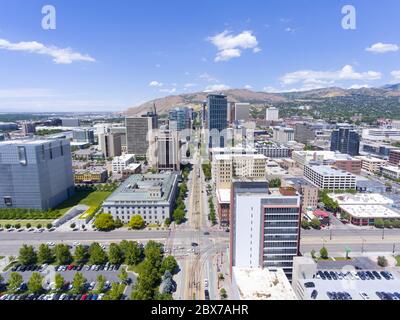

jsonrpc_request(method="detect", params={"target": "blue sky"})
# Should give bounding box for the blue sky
[0,0,399,112]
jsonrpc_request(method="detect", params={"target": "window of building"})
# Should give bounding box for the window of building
[4,197,12,206]
[18,146,27,165]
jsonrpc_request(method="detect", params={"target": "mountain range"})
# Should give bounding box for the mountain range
[123,85,400,118]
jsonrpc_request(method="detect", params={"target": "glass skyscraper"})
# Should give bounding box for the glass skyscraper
[330,127,360,156]
[207,93,228,148]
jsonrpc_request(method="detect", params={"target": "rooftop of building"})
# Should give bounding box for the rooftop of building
[214,153,267,161]
[355,155,388,162]
[0,138,66,146]
[328,193,393,205]
[216,188,231,203]
[233,267,297,300]
[74,166,107,174]
[112,154,135,162]
[307,165,356,177]
[104,172,178,203]
[340,204,400,219]
[283,177,318,188]
[381,165,400,173]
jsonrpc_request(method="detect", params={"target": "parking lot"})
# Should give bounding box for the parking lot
[0,263,136,301]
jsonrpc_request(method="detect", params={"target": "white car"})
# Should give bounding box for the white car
[204,279,209,288]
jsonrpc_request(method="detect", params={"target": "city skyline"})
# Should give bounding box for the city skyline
[0,0,399,112]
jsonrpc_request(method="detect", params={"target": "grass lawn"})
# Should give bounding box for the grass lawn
[0,219,53,227]
[128,261,146,275]
[333,257,353,261]
[395,256,400,267]
[55,190,112,216]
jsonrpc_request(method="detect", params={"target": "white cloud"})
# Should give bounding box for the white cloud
[149,81,163,87]
[160,88,176,94]
[244,85,253,89]
[366,42,399,54]
[391,70,400,80]
[280,65,382,86]
[207,30,259,62]
[184,83,197,88]
[349,84,370,89]
[0,38,95,64]
[199,72,218,82]
[204,84,230,92]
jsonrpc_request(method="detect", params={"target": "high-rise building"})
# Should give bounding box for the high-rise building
[272,126,295,144]
[0,139,74,210]
[230,182,301,279]
[125,117,154,157]
[294,122,326,144]
[330,126,360,156]
[266,107,279,121]
[234,103,251,122]
[99,133,122,158]
[388,149,400,166]
[207,93,228,147]
[168,107,191,131]
[151,129,181,172]
[73,129,95,144]
[21,122,36,136]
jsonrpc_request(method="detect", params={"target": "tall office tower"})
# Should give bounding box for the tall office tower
[73,128,95,144]
[21,122,36,136]
[151,129,181,171]
[266,107,279,121]
[0,139,74,210]
[145,103,159,130]
[202,101,207,126]
[207,93,228,148]
[230,182,301,279]
[272,126,295,144]
[168,107,191,131]
[330,126,360,156]
[98,132,122,158]
[125,117,154,157]
[234,103,251,122]
[294,122,324,144]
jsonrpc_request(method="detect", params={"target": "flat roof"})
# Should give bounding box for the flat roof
[216,188,230,203]
[308,165,355,177]
[382,165,400,173]
[328,193,393,206]
[215,154,267,160]
[233,267,297,300]
[340,204,400,219]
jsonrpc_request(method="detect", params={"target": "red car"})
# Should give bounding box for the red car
[67,264,74,270]
[81,294,88,300]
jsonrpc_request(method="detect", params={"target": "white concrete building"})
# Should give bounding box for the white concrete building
[362,128,400,142]
[272,126,295,144]
[231,267,297,300]
[212,153,267,188]
[112,154,135,174]
[266,107,279,121]
[380,165,400,180]
[230,182,301,279]
[304,165,356,190]
[355,155,387,173]
[292,151,337,169]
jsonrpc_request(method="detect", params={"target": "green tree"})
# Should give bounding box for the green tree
[55,273,65,292]
[172,208,185,224]
[54,244,72,265]
[94,213,115,231]
[120,241,143,266]
[384,219,393,229]
[320,247,329,260]
[28,272,44,294]
[8,272,23,293]
[96,274,106,293]
[374,218,384,229]
[114,218,123,229]
[19,244,37,266]
[104,282,125,300]
[269,178,281,188]
[88,243,108,265]
[310,218,321,230]
[118,267,129,284]
[164,218,171,227]
[220,288,228,300]
[377,256,388,267]
[26,223,31,229]
[37,244,54,264]
[128,215,146,230]
[72,272,87,294]
[161,256,178,275]
[301,219,310,229]
[108,243,124,265]
[154,293,173,300]
[74,245,88,265]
